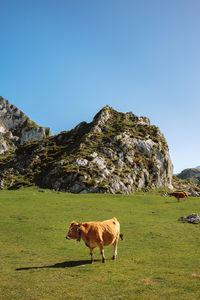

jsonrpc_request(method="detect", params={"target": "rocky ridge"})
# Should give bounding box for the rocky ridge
[177,168,200,184]
[0,96,51,154]
[0,104,173,193]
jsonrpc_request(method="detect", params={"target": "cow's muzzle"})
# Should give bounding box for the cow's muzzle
[66,235,71,240]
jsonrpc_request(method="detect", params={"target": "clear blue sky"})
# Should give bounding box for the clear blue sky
[1,0,200,173]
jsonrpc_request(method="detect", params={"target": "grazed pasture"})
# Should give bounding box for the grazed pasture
[1,188,200,299]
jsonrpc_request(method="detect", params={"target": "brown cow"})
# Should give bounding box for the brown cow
[66,217,123,263]
[170,191,188,202]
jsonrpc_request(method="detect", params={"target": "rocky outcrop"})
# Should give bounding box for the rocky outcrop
[179,213,200,224]
[0,96,51,153]
[188,188,200,197]
[0,105,173,193]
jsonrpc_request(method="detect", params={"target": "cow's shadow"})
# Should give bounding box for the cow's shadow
[15,259,100,271]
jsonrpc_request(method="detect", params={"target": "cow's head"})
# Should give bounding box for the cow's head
[66,221,82,241]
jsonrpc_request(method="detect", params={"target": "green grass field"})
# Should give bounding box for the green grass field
[1,188,200,300]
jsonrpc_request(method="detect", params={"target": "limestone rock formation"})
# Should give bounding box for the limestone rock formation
[0,105,173,193]
[0,96,51,153]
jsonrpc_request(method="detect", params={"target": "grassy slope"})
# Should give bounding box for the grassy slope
[1,188,200,300]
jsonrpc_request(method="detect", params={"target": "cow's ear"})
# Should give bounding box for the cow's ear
[81,222,88,228]
[71,221,78,226]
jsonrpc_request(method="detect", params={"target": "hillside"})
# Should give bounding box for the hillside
[0,103,173,193]
[177,168,200,184]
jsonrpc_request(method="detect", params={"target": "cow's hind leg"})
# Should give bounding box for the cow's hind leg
[90,248,94,264]
[112,238,118,260]
[99,244,105,263]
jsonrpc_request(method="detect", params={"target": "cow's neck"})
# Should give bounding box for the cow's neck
[79,224,88,241]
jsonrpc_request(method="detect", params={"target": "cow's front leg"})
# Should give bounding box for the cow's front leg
[112,239,118,260]
[90,248,94,264]
[99,244,105,263]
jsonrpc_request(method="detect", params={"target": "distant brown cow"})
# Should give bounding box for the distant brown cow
[66,217,123,263]
[170,191,188,202]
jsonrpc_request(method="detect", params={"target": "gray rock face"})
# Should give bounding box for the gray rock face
[188,189,200,197]
[0,96,51,153]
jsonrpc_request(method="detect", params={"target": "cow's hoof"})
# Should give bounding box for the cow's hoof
[112,256,116,260]
[102,258,105,263]
[90,260,94,264]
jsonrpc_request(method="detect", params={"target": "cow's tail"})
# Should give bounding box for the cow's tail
[119,234,124,241]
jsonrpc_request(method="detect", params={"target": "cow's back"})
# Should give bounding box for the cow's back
[101,218,120,246]
[174,192,185,198]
